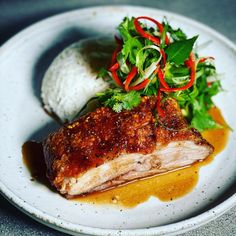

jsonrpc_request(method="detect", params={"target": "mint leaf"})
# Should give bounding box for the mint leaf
[166,36,198,65]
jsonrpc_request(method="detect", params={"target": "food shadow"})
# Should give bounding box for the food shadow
[24,121,61,192]
[31,26,102,101]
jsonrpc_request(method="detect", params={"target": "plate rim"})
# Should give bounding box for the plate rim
[0,5,236,236]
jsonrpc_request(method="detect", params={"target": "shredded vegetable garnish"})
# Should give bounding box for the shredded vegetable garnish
[97,16,222,132]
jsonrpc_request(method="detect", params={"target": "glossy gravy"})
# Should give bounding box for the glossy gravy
[22,107,229,208]
[77,107,229,207]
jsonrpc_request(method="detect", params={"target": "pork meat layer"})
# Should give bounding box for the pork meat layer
[43,97,214,197]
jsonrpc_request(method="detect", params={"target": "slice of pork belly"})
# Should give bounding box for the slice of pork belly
[43,97,213,197]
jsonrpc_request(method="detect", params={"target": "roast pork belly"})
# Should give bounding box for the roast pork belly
[43,97,214,197]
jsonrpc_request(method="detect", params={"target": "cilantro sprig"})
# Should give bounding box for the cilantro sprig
[97,89,141,113]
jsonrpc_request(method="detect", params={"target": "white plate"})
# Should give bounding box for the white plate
[0,5,236,236]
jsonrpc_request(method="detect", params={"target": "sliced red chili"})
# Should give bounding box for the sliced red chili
[111,46,121,66]
[129,79,149,91]
[109,62,123,88]
[109,62,119,71]
[160,49,167,66]
[134,16,169,46]
[111,35,123,66]
[161,52,196,92]
[109,37,124,88]
[124,66,138,91]
[198,56,214,63]
[155,66,169,89]
[110,70,124,88]
[207,81,213,87]
[114,35,123,45]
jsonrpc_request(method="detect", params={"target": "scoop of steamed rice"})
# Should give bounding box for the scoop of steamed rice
[41,37,114,122]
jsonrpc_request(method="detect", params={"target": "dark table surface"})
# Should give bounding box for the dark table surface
[0,0,236,235]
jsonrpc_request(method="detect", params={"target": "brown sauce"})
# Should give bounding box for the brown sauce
[22,142,54,191]
[22,107,229,208]
[77,107,229,208]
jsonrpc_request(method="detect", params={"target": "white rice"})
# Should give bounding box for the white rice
[41,37,114,122]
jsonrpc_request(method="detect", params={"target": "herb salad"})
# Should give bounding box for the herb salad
[97,16,222,132]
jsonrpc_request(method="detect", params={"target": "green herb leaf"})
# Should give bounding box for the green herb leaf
[166,36,198,65]
[122,37,143,64]
[117,52,130,74]
[118,17,137,42]
[121,90,141,110]
[191,100,218,131]
[97,89,141,112]
[166,23,187,41]
[97,67,109,78]
[191,110,218,132]
[113,103,123,112]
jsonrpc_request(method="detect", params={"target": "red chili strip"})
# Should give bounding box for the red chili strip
[109,62,123,88]
[110,70,124,88]
[124,66,138,91]
[134,16,169,46]
[111,46,121,66]
[111,35,123,65]
[129,79,149,91]
[161,52,196,92]
[160,49,167,66]
[198,56,215,63]
[163,33,170,45]
[109,37,123,88]
[207,81,213,87]
[109,62,119,71]
[155,67,169,89]
[114,35,123,45]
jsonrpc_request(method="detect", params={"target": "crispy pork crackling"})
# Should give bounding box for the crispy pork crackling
[43,97,213,197]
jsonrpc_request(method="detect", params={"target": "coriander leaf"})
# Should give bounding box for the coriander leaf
[166,36,198,65]
[118,17,137,42]
[113,103,123,112]
[122,37,142,64]
[122,90,141,110]
[191,110,218,132]
[118,17,131,41]
[97,89,141,112]
[135,49,149,73]
[190,99,218,131]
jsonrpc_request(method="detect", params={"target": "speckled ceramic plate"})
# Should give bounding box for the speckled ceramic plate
[0,5,236,236]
